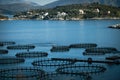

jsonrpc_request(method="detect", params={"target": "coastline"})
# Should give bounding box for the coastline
[1,17,120,21]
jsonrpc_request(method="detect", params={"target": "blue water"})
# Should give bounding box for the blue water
[0,20,120,80]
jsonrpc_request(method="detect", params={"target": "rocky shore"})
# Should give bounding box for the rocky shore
[108,24,120,29]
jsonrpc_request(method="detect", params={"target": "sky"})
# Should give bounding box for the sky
[26,0,58,5]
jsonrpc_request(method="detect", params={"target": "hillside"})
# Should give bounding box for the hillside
[44,0,120,8]
[0,1,41,15]
[14,3,120,20]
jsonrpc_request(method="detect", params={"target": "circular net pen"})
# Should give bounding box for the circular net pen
[106,56,120,60]
[69,43,97,48]
[50,46,70,52]
[32,58,75,67]
[0,43,3,47]
[0,41,16,46]
[56,64,106,75]
[0,67,45,80]
[7,45,35,50]
[15,51,48,58]
[0,49,8,54]
[0,57,25,64]
[83,47,117,55]
[40,72,90,80]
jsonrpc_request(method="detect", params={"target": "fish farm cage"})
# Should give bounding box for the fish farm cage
[50,46,70,52]
[7,45,35,50]
[0,49,8,54]
[32,58,75,67]
[51,58,120,64]
[106,56,120,60]
[56,64,106,75]
[0,41,16,46]
[69,43,97,48]
[83,47,117,55]
[0,43,3,46]
[0,57,25,64]
[15,51,48,58]
[0,67,45,80]
[40,72,91,80]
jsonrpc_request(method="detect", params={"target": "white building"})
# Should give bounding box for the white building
[79,9,84,14]
[44,12,49,16]
[96,8,100,13]
[94,8,100,13]
[61,12,67,16]
[27,11,33,15]
[108,11,111,14]
[57,12,67,17]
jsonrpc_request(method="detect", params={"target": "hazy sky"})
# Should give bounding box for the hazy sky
[26,0,58,5]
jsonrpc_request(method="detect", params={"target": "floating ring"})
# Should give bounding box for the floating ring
[56,64,106,75]
[7,45,35,50]
[40,73,90,80]
[0,57,25,64]
[84,47,117,54]
[0,50,8,54]
[69,43,97,48]
[0,67,45,80]
[50,46,70,52]
[32,58,74,66]
[0,41,15,46]
[16,51,48,58]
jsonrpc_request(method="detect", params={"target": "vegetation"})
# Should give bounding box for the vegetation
[14,3,120,20]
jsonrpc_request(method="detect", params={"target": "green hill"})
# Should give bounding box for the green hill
[14,3,120,20]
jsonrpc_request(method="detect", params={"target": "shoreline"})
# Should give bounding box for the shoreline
[1,17,120,21]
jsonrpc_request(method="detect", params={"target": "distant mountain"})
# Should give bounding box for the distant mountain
[0,1,41,14]
[0,0,24,4]
[44,0,120,8]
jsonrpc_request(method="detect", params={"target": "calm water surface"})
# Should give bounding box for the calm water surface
[0,20,120,80]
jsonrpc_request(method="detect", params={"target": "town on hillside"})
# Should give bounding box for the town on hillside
[1,3,120,20]
[13,3,120,20]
